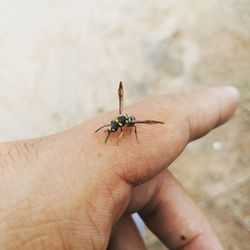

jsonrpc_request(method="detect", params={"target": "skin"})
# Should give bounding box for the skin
[0,86,239,250]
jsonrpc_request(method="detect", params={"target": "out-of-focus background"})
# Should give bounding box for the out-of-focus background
[0,1,249,249]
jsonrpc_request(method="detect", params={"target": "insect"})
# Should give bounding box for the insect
[95,81,164,143]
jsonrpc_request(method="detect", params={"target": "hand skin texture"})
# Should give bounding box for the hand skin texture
[0,87,239,250]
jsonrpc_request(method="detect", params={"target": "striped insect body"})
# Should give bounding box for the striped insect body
[95,81,164,143]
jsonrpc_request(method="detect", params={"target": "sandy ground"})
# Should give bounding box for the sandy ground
[0,1,249,249]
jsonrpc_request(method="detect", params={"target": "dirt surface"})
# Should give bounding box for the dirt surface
[0,1,249,249]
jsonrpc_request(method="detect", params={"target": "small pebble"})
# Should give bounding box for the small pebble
[213,141,223,151]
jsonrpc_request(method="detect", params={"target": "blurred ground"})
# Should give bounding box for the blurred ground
[0,1,249,249]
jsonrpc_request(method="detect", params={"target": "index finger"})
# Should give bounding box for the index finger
[77,86,239,185]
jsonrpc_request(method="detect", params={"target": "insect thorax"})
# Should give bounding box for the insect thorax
[117,114,128,125]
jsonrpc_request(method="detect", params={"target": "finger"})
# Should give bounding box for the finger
[40,86,238,246]
[108,215,146,250]
[181,86,239,140]
[127,170,223,250]
[80,86,239,184]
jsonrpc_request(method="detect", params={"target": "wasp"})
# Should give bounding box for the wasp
[95,81,164,143]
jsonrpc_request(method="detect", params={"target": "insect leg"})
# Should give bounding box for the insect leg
[117,127,124,145]
[95,124,110,133]
[105,130,111,143]
[132,125,139,143]
[129,127,133,134]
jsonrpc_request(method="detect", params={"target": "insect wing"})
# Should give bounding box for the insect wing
[131,120,164,125]
[118,81,124,114]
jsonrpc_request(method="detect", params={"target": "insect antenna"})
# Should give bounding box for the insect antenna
[95,124,110,133]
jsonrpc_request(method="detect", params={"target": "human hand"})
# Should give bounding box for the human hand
[0,87,238,250]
